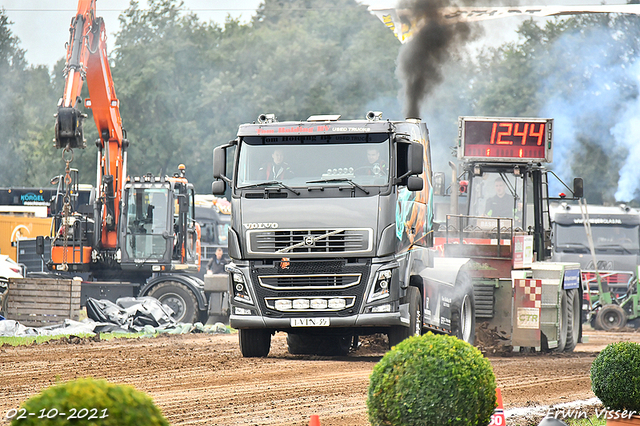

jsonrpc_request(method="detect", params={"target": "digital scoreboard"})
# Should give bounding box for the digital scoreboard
[458,117,553,163]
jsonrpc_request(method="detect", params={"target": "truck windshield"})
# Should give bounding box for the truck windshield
[555,224,640,254]
[468,172,525,229]
[124,186,171,259]
[235,135,390,188]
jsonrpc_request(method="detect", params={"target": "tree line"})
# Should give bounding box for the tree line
[1,0,639,204]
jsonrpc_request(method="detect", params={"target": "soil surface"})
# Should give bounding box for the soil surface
[1,327,639,426]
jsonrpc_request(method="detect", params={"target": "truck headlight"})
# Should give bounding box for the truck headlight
[367,269,392,303]
[231,271,253,305]
[293,299,310,309]
[310,299,328,309]
[275,300,292,311]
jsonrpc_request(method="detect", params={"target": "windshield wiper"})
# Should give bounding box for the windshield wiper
[556,243,589,253]
[597,244,634,254]
[239,180,300,195]
[559,242,589,248]
[306,178,370,194]
[556,242,590,253]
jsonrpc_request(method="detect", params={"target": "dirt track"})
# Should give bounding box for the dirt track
[1,328,639,426]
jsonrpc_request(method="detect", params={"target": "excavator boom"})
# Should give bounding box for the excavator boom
[54,0,125,252]
[43,1,207,325]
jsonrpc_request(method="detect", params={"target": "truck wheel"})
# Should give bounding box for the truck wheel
[564,289,580,351]
[287,334,351,356]
[146,281,198,324]
[590,314,602,330]
[239,329,271,357]
[388,286,421,349]
[556,290,568,351]
[542,290,568,352]
[287,333,314,355]
[451,274,475,345]
[594,304,627,331]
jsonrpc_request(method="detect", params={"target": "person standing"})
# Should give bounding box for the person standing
[207,247,229,274]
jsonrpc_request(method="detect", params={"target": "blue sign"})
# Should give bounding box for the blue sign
[20,192,46,204]
[563,269,581,290]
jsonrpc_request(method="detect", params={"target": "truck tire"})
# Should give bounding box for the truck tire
[590,315,602,330]
[287,333,314,355]
[594,304,627,331]
[286,333,351,356]
[388,286,421,349]
[556,290,568,351]
[451,273,475,345]
[146,281,198,324]
[542,290,568,352]
[239,329,271,357]
[564,289,580,352]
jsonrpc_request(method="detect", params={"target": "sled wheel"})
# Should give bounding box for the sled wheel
[594,304,627,331]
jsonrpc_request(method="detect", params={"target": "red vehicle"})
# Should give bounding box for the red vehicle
[432,117,585,352]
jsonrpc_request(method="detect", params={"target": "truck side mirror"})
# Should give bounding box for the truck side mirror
[407,176,424,192]
[573,177,584,199]
[408,142,424,176]
[433,172,445,196]
[178,193,188,213]
[397,141,424,180]
[213,146,227,179]
[36,236,45,256]
[212,180,226,195]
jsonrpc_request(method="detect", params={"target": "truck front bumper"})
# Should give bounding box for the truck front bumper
[230,309,408,330]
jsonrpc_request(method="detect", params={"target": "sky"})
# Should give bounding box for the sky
[1,0,395,68]
[1,0,627,69]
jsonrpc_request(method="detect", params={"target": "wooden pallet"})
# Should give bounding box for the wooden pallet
[5,277,81,327]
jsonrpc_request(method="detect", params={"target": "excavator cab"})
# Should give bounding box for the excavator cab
[122,184,172,262]
[119,174,200,273]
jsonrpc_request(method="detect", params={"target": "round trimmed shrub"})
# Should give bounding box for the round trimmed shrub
[11,377,169,426]
[367,333,497,426]
[591,341,640,412]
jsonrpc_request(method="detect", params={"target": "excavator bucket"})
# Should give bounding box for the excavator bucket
[55,107,86,149]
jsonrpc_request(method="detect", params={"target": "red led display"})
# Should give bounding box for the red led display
[459,118,552,162]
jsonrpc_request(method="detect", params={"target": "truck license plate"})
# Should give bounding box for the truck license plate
[290,318,330,327]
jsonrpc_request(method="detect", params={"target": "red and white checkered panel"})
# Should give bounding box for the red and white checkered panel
[517,279,542,308]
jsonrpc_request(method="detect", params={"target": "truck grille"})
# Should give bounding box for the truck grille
[247,228,372,255]
[250,259,370,316]
[259,274,361,290]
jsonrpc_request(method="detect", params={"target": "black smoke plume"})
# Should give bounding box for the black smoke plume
[396,0,482,119]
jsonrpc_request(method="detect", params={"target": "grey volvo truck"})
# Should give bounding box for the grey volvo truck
[212,113,472,357]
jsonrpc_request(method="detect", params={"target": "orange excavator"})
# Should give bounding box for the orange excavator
[42,0,214,323]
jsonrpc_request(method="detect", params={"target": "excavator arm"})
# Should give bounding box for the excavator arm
[54,0,126,251]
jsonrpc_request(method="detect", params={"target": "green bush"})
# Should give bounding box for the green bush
[11,377,169,426]
[367,332,497,426]
[591,341,640,412]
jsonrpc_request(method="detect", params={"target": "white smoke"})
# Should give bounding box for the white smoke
[539,22,640,201]
[611,60,640,202]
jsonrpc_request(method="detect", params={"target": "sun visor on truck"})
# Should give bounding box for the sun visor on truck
[237,121,392,138]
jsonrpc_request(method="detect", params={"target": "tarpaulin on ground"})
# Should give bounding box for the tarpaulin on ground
[85,296,176,330]
[0,296,230,337]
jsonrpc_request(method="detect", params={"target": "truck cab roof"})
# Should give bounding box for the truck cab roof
[551,203,640,226]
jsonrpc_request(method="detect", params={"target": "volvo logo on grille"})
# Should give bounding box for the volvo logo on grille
[304,236,315,246]
[244,222,279,230]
